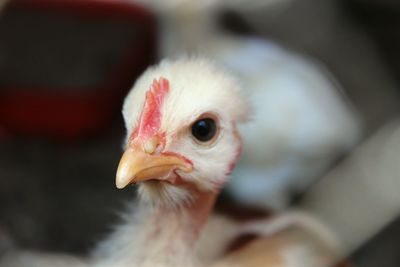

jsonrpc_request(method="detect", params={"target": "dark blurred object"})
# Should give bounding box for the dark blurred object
[0,0,155,139]
[344,0,400,85]
[353,216,400,267]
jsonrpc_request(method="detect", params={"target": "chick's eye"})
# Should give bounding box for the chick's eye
[191,118,217,142]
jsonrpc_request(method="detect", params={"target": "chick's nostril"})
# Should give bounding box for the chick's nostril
[142,136,164,154]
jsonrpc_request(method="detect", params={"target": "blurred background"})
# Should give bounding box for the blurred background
[0,0,399,266]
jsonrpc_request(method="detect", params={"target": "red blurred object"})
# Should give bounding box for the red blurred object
[0,0,156,139]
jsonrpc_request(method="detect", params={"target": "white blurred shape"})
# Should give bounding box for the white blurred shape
[211,37,362,209]
[300,119,400,255]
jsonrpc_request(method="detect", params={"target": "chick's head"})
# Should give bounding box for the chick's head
[117,58,249,207]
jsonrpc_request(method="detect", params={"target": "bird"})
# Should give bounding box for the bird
[0,58,341,267]
[91,57,251,267]
[129,0,362,210]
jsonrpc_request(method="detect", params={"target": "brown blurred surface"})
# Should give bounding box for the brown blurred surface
[214,229,337,267]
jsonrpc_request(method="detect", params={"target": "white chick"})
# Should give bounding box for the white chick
[0,58,340,267]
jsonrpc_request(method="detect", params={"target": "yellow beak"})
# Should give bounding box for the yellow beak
[115,145,193,189]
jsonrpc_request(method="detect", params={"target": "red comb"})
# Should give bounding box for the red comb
[135,77,169,140]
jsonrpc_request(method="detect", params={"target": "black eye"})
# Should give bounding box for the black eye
[191,118,217,142]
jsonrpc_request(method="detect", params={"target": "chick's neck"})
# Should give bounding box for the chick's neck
[138,188,219,266]
[154,187,218,243]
